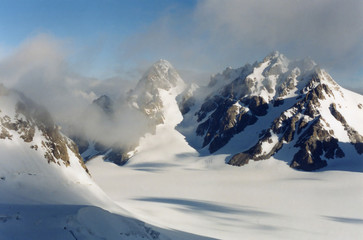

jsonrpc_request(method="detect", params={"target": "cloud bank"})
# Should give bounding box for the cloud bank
[0,34,148,148]
[122,0,363,86]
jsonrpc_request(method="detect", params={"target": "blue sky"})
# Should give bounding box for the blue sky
[0,0,197,77]
[0,0,362,89]
[0,0,195,44]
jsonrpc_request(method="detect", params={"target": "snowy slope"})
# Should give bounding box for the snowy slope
[78,59,188,166]
[0,85,105,205]
[0,84,208,240]
[126,59,191,166]
[86,52,363,239]
[88,145,363,240]
[126,86,199,170]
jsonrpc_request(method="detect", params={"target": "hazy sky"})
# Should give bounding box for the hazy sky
[0,0,362,88]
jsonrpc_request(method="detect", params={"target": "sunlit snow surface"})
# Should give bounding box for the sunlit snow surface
[86,81,363,239]
[0,88,209,240]
[88,154,363,240]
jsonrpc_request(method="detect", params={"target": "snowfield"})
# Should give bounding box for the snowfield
[85,61,363,239]
[86,80,363,239]
[88,155,363,240]
[0,86,209,240]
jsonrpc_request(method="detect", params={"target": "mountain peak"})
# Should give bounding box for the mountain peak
[136,59,184,92]
[92,95,113,114]
[154,58,173,67]
[127,59,186,126]
[263,51,287,63]
[265,50,282,59]
[179,52,363,171]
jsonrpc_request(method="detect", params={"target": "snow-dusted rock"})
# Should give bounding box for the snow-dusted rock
[179,52,363,171]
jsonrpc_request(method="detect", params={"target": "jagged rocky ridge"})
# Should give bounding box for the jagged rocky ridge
[178,51,363,171]
[71,52,363,171]
[0,84,89,174]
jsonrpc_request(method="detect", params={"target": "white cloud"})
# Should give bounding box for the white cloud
[195,0,363,61]
[121,0,363,86]
[0,34,149,148]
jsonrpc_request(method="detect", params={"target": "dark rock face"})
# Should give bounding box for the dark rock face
[227,71,355,171]
[86,141,135,166]
[93,95,114,115]
[0,126,12,140]
[242,96,269,116]
[179,97,195,115]
[229,129,283,166]
[228,153,250,166]
[194,72,275,153]
[187,53,300,154]
[177,83,199,115]
[329,103,363,155]
[103,148,131,166]
[289,118,343,171]
[71,136,89,154]
[195,95,258,153]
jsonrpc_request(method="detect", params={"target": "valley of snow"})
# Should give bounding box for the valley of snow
[88,156,363,240]
[86,79,363,239]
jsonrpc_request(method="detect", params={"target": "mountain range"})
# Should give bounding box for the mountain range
[75,51,363,171]
[1,51,362,239]
[179,51,363,171]
[0,79,208,239]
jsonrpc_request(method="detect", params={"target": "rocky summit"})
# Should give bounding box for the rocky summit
[178,51,363,171]
[76,59,186,166]
[70,52,363,171]
[127,59,185,126]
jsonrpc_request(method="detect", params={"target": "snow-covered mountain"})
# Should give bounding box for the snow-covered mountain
[0,83,96,203]
[127,59,185,126]
[0,84,209,240]
[2,52,363,239]
[75,53,363,171]
[77,59,187,166]
[86,54,363,239]
[178,51,363,171]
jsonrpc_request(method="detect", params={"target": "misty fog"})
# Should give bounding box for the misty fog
[0,34,151,149]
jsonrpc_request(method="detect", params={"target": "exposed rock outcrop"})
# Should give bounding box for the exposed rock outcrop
[228,68,361,171]
[0,84,89,174]
[179,52,363,171]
